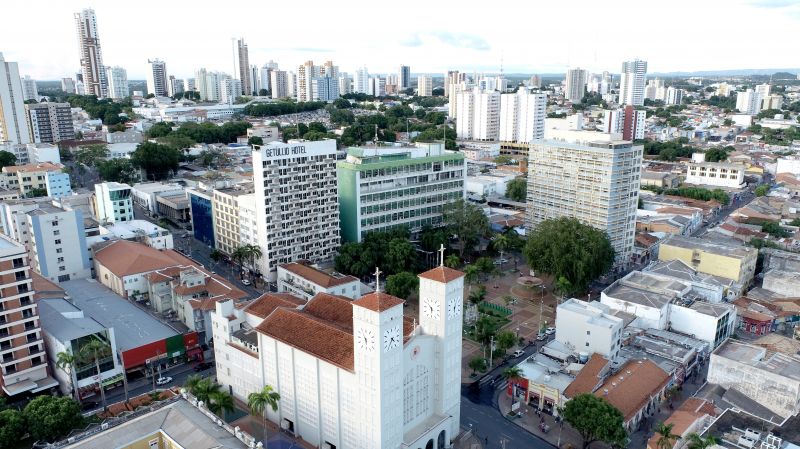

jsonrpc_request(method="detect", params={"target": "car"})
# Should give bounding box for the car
[512,350,525,358]
[242,279,251,286]
[545,327,556,335]
[536,333,547,341]
[194,362,213,372]
[155,376,173,386]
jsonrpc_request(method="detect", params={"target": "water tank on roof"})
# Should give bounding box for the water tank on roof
[578,352,589,363]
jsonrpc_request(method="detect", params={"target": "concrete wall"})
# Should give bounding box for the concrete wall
[658,244,756,285]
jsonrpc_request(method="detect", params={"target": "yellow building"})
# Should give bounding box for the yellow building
[658,235,757,286]
[0,162,63,197]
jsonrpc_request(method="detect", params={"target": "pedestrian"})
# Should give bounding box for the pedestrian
[485,436,488,445]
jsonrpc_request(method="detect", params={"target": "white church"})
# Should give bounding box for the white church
[211,263,465,449]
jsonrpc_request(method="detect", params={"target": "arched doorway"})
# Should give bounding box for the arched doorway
[425,438,434,449]
[437,430,446,449]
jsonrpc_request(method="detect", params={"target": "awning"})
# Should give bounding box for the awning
[2,379,37,396]
[101,373,123,387]
[186,347,203,358]
[31,376,59,392]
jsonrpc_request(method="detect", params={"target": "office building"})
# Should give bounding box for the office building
[0,235,55,397]
[644,79,663,101]
[0,53,31,145]
[736,89,761,115]
[60,77,76,94]
[338,73,352,95]
[25,103,75,144]
[183,78,195,94]
[354,66,369,94]
[321,60,338,78]
[286,71,296,98]
[418,75,433,96]
[260,60,278,94]
[456,87,501,140]
[755,83,771,98]
[236,38,251,96]
[686,160,746,188]
[338,142,465,242]
[564,68,588,103]
[219,77,241,104]
[270,70,289,99]
[296,60,317,102]
[399,65,411,90]
[146,59,168,97]
[311,76,339,101]
[212,186,253,255]
[74,8,107,97]
[195,68,225,102]
[21,76,38,102]
[370,76,386,97]
[25,205,91,282]
[622,105,646,141]
[187,188,214,246]
[104,66,128,99]
[94,182,133,224]
[252,140,340,280]
[498,88,546,143]
[555,298,623,359]
[211,264,464,449]
[619,59,648,106]
[165,76,182,97]
[249,65,260,94]
[527,130,642,265]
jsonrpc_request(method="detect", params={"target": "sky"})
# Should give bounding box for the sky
[2,0,799,80]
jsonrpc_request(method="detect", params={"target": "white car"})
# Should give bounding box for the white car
[512,350,525,358]
[155,376,173,386]
[545,327,556,335]
[242,279,252,286]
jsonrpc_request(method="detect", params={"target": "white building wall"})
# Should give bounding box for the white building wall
[668,304,736,349]
[685,163,746,188]
[600,290,668,329]
[554,299,623,359]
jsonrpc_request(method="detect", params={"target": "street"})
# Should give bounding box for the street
[100,362,212,408]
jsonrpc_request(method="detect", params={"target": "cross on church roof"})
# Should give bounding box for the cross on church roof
[438,243,446,267]
[374,266,382,293]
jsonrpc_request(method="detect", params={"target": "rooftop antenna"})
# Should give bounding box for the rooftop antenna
[374,267,382,293]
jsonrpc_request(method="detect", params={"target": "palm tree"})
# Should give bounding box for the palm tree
[231,247,247,279]
[502,366,523,383]
[184,374,202,395]
[444,254,460,268]
[686,433,720,449]
[655,422,680,449]
[79,337,111,410]
[464,265,480,296]
[248,385,281,444]
[493,233,510,268]
[55,350,79,403]
[208,390,235,418]
[243,244,263,284]
[191,378,221,404]
[468,357,487,376]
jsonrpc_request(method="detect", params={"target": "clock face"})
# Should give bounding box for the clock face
[422,297,440,320]
[447,296,462,319]
[356,327,375,352]
[383,325,402,352]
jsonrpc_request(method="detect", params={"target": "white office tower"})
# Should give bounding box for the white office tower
[526,130,642,265]
[354,66,370,94]
[564,68,588,102]
[260,63,275,94]
[61,78,76,94]
[0,53,32,144]
[370,77,386,97]
[236,38,251,96]
[338,73,352,95]
[220,77,242,104]
[603,109,624,134]
[146,59,168,97]
[21,76,38,101]
[600,72,611,95]
[105,66,129,99]
[74,8,107,97]
[270,70,289,99]
[95,182,133,224]
[418,75,433,96]
[665,87,683,105]
[445,70,466,98]
[644,79,663,101]
[456,87,500,141]
[499,88,547,143]
[312,77,340,101]
[286,71,296,98]
[736,89,761,115]
[168,76,184,97]
[183,78,195,94]
[619,59,648,106]
[321,61,339,79]
[252,140,340,280]
[399,65,411,90]
[448,80,470,118]
[755,83,771,98]
[250,65,260,94]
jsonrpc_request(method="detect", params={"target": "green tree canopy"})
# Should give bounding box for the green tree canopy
[131,142,180,180]
[23,396,84,442]
[468,357,487,375]
[243,101,326,117]
[755,184,769,197]
[0,409,25,447]
[248,136,263,146]
[505,177,527,202]
[75,144,109,167]
[704,146,733,163]
[384,239,418,274]
[0,151,16,170]
[443,199,490,258]
[523,218,615,292]
[385,271,419,300]
[496,331,517,354]
[97,159,139,184]
[562,393,627,449]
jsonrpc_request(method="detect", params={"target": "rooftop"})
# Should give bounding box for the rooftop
[564,353,610,398]
[352,291,405,313]
[279,262,359,288]
[94,240,192,277]
[418,266,465,284]
[38,298,106,343]
[1,162,63,173]
[515,354,576,394]
[661,234,757,259]
[603,277,677,310]
[558,299,622,328]
[594,359,671,421]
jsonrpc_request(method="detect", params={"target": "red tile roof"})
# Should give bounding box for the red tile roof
[94,240,193,277]
[280,262,358,288]
[418,266,464,283]
[594,360,671,421]
[303,293,354,331]
[244,293,304,319]
[352,292,405,312]
[564,354,610,398]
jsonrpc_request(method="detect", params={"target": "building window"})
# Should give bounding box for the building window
[54,239,61,245]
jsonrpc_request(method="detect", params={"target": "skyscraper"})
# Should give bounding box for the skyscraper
[270,70,288,99]
[564,68,588,103]
[296,60,318,102]
[236,38,251,96]
[105,66,129,99]
[499,88,547,143]
[0,53,32,144]
[25,103,75,143]
[61,78,76,94]
[455,87,500,141]
[417,75,433,96]
[74,8,107,97]
[619,59,647,106]
[250,65,260,95]
[260,61,278,95]
[168,76,184,97]
[353,66,369,94]
[338,73,351,95]
[146,59,168,97]
[399,65,411,90]
[21,76,38,101]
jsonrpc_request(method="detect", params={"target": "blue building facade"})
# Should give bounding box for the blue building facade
[45,171,72,198]
[188,190,214,246]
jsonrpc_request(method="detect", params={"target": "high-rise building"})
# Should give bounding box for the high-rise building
[370,77,386,97]
[417,75,433,96]
[212,187,252,255]
[735,89,761,115]
[0,53,31,144]
[249,65,260,95]
[444,70,465,98]
[755,83,771,98]
[448,79,470,118]
[399,65,411,90]
[529,74,542,88]
[644,79,663,101]
[286,71,296,98]
[762,94,783,111]
[321,60,338,78]
[61,78,76,94]
[312,76,340,102]
[146,59,168,97]
[195,69,226,102]
[236,38,251,96]
[338,73,352,95]
[260,61,278,94]
[74,8,107,97]
[526,129,642,265]
[665,86,684,106]
[498,88,547,143]
[270,70,289,99]
[0,234,54,397]
[220,77,242,104]
[619,59,648,106]
[25,103,75,143]
[21,76,38,102]
[95,182,133,224]
[622,105,646,141]
[105,66,128,99]
[564,68,588,103]
[338,143,466,242]
[354,66,369,94]
[295,60,318,102]
[252,140,340,280]
[168,76,184,97]
[183,78,195,94]
[455,87,500,140]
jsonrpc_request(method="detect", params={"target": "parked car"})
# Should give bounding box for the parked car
[194,362,213,372]
[155,376,173,386]
[545,327,556,335]
[242,279,251,286]
[536,333,546,341]
[512,350,525,358]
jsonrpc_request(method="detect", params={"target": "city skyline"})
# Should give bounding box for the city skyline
[1,0,799,81]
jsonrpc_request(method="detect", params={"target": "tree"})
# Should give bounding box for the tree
[496,331,517,354]
[131,142,180,180]
[75,144,109,167]
[655,422,680,449]
[80,337,111,410]
[704,146,731,163]
[755,184,769,197]
[494,155,512,165]
[208,390,235,417]
[186,376,221,404]
[444,254,460,268]
[468,357,487,375]
[464,265,480,296]
[248,385,281,444]
[23,395,84,442]
[505,177,527,202]
[335,241,378,278]
[0,151,16,169]
[501,366,523,382]
[0,409,25,447]
[386,272,418,300]
[384,238,417,274]
[761,221,789,238]
[686,433,720,449]
[55,350,78,402]
[443,199,490,258]
[209,249,224,263]
[97,159,139,184]
[562,393,627,449]
[258,89,268,96]
[523,218,615,292]
[248,136,263,146]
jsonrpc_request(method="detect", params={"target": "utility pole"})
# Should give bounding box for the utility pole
[489,335,495,368]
